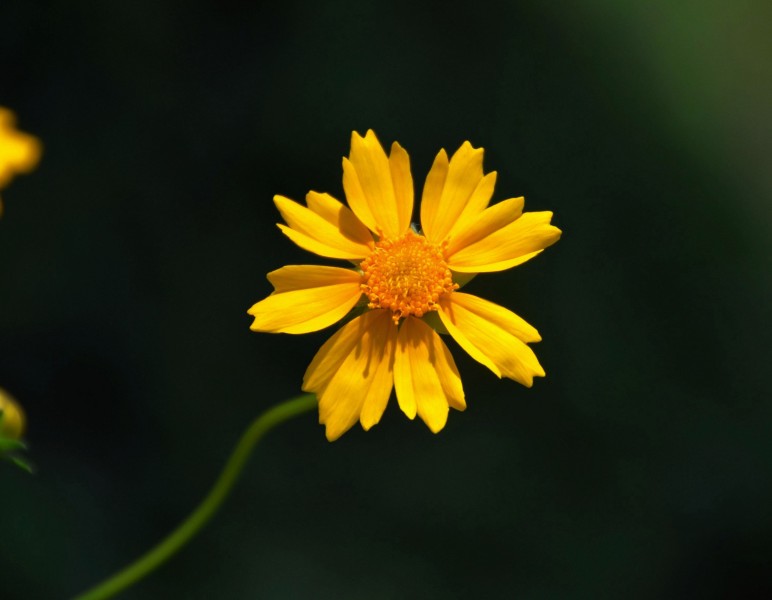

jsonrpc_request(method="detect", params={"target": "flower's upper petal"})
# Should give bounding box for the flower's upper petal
[420,142,493,243]
[342,158,377,234]
[419,148,449,235]
[0,108,42,188]
[438,293,545,387]
[305,190,374,246]
[343,130,412,239]
[447,211,561,273]
[394,317,465,433]
[274,194,373,259]
[303,309,396,441]
[388,141,414,232]
[445,197,524,256]
[248,266,362,334]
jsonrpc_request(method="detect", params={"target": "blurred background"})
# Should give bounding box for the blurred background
[1,1,771,598]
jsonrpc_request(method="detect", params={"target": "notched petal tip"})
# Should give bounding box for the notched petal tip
[461,140,484,158]
[345,128,409,240]
[351,128,380,147]
[420,139,491,243]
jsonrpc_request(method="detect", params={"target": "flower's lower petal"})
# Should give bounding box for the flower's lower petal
[317,387,362,442]
[344,130,410,240]
[394,317,465,433]
[420,142,491,243]
[447,211,562,273]
[303,310,396,441]
[438,293,545,387]
[303,311,372,392]
[248,266,362,334]
[445,291,541,343]
[435,332,466,412]
[274,194,371,259]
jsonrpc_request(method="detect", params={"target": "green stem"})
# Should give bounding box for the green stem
[73,393,317,600]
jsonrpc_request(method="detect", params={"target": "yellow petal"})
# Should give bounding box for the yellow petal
[419,148,448,234]
[265,264,360,292]
[447,211,562,273]
[274,194,372,259]
[0,108,42,189]
[445,197,524,256]
[344,130,411,239]
[435,332,466,412]
[388,141,414,233]
[438,293,545,387]
[420,141,491,243]
[303,310,397,441]
[248,266,362,334]
[446,292,541,343]
[394,317,465,433]
[342,157,377,234]
[305,191,374,247]
[446,171,498,240]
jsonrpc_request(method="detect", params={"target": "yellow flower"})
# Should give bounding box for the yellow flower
[249,130,561,441]
[0,107,42,217]
[0,388,26,441]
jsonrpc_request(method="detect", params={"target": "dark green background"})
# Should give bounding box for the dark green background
[2,1,770,598]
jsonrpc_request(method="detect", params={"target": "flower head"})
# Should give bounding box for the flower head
[0,107,42,217]
[249,130,561,441]
[0,388,26,441]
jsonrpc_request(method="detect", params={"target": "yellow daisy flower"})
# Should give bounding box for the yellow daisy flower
[249,130,561,441]
[0,388,26,441]
[0,107,42,217]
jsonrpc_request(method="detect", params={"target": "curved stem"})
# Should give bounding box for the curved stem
[73,393,318,600]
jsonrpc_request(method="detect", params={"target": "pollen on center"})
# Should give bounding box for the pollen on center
[360,231,458,323]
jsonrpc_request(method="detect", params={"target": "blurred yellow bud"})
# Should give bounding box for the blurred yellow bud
[0,106,42,217]
[0,388,26,440]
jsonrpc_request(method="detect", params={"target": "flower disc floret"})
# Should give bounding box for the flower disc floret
[360,231,457,323]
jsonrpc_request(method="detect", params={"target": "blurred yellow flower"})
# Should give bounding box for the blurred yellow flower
[249,130,561,440]
[0,107,42,216]
[0,388,26,440]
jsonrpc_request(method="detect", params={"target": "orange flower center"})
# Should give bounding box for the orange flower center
[360,231,457,323]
